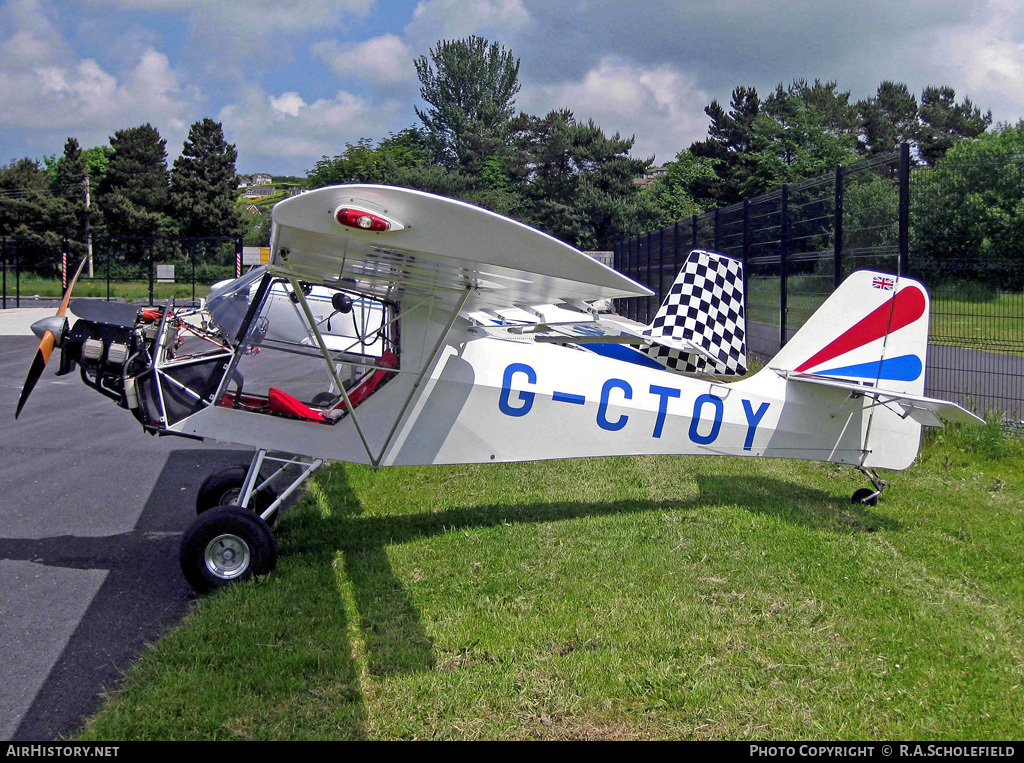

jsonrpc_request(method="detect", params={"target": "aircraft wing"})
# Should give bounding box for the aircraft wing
[269,185,652,311]
[776,370,985,426]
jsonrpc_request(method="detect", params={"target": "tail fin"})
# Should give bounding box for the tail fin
[768,271,928,397]
[642,250,747,377]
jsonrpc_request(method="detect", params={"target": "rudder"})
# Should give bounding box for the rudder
[642,250,747,376]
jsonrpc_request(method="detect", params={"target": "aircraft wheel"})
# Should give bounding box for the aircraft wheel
[180,505,277,595]
[197,466,279,526]
[851,487,879,506]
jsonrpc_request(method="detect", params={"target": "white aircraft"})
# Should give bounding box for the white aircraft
[16,185,983,594]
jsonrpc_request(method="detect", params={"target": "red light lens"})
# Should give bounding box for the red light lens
[335,207,390,232]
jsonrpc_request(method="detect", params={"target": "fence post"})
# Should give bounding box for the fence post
[191,239,197,305]
[898,142,910,275]
[658,226,666,304]
[106,239,111,302]
[673,221,682,275]
[714,208,721,252]
[780,184,790,348]
[834,163,844,289]
[691,214,698,250]
[645,231,654,323]
[629,236,638,322]
[148,239,155,305]
[742,198,751,300]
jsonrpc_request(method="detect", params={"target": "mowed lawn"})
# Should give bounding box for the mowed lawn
[76,426,1023,741]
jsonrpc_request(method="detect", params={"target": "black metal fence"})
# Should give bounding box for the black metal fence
[1,235,242,307]
[615,144,1024,421]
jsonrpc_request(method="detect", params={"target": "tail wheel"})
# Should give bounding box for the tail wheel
[851,487,880,506]
[197,465,279,526]
[180,505,277,594]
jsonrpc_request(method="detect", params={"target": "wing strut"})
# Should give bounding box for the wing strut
[288,278,471,468]
[372,286,471,467]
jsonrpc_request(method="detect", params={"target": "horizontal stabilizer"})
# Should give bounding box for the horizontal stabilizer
[775,370,985,427]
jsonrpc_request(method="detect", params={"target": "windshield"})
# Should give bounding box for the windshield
[205,266,267,341]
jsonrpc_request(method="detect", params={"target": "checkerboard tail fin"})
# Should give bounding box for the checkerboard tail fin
[642,250,747,377]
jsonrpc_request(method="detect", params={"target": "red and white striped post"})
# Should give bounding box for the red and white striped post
[236,249,242,278]
[61,251,67,290]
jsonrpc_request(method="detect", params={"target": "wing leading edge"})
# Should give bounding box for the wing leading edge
[269,185,652,311]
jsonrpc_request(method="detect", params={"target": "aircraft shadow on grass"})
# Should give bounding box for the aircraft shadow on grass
[1,454,900,740]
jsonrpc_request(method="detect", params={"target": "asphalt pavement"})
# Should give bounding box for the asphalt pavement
[0,308,251,740]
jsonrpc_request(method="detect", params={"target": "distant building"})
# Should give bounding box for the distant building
[244,185,276,198]
[632,165,669,188]
[236,174,251,188]
[251,173,273,186]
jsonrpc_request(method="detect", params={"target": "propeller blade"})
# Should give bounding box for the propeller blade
[58,255,88,317]
[15,331,55,419]
[14,255,88,419]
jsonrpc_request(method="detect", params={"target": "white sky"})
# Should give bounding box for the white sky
[1,0,1022,174]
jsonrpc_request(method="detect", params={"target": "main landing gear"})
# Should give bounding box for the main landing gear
[179,449,323,594]
[851,468,888,506]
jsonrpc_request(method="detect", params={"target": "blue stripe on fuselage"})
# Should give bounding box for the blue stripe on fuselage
[582,342,665,370]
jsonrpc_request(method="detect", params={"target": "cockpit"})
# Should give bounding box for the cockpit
[61,267,400,433]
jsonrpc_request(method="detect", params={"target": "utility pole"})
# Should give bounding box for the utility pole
[83,175,93,278]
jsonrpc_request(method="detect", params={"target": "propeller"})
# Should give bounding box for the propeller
[14,256,88,419]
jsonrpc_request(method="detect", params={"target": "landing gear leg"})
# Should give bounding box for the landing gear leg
[180,449,325,594]
[851,468,888,506]
[234,449,324,525]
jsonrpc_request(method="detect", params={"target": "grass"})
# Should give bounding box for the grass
[74,428,1024,740]
[930,291,1024,354]
[9,275,212,302]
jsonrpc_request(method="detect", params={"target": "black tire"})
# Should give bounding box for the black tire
[851,487,879,506]
[179,505,277,594]
[197,465,279,525]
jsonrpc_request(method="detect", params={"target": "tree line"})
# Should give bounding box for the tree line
[0,34,1014,279]
[0,119,244,274]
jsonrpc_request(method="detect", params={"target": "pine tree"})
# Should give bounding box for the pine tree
[169,118,244,238]
[414,36,521,171]
[917,86,992,165]
[99,123,169,239]
[689,86,761,205]
[856,81,919,156]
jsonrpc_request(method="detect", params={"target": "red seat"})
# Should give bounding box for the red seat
[329,350,398,413]
[267,387,326,422]
[266,351,398,423]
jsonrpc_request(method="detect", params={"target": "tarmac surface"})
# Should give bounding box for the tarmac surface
[0,307,249,740]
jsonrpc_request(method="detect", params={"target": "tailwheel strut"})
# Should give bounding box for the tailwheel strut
[851,467,888,506]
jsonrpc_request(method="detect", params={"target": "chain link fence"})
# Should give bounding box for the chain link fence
[615,145,1024,421]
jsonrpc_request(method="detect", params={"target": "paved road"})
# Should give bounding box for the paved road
[0,314,251,740]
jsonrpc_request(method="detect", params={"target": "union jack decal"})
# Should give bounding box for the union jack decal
[872,276,895,290]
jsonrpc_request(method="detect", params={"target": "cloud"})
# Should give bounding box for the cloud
[913,0,1024,121]
[1,0,71,69]
[0,44,191,151]
[218,86,407,170]
[311,34,415,86]
[521,57,712,163]
[405,0,530,46]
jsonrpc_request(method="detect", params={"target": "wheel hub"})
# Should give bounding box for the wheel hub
[204,533,252,579]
